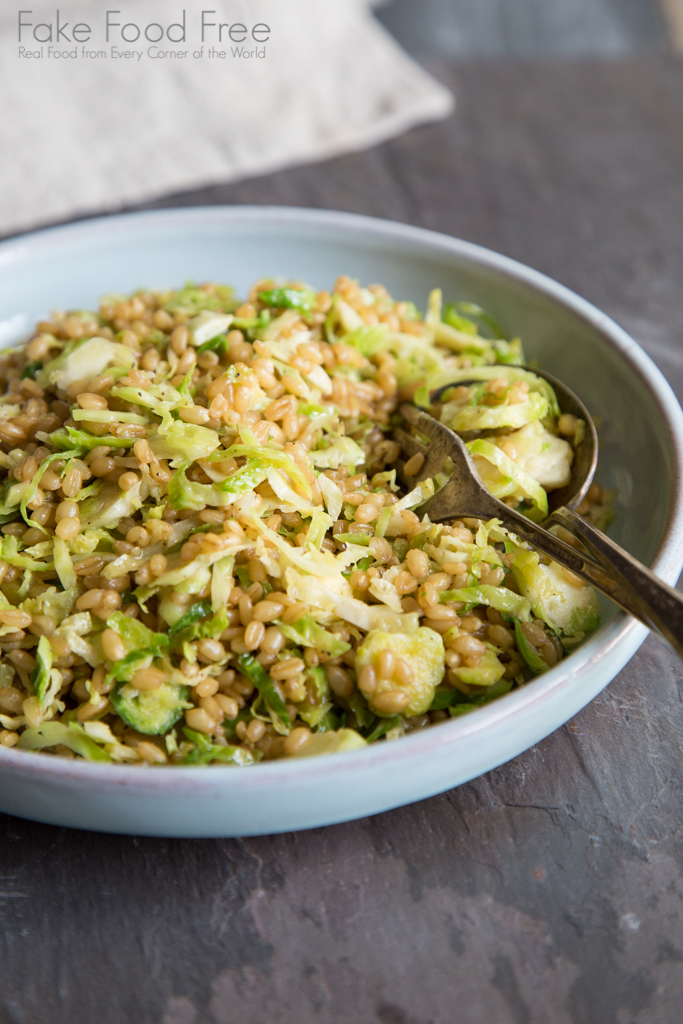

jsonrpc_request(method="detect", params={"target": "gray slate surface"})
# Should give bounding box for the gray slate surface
[3,55,683,1024]
[375,0,668,57]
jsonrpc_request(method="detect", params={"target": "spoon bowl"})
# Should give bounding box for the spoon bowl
[429,366,598,515]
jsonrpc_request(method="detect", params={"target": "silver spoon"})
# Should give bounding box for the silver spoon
[394,369,683,659]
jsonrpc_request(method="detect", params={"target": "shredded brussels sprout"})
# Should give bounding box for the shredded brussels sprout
[0,276,605,766]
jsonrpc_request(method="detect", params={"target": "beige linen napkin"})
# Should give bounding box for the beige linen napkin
[0,0,453,235]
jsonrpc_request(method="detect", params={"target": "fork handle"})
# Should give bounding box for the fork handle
[498,504,683,657]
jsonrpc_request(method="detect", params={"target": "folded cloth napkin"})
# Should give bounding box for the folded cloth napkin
[0,0,453,236]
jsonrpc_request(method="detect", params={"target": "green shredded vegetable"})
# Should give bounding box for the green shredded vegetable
[0,276,603,767]
[258,287,317,313]
[181,728,261,766]
[237,654,291,728]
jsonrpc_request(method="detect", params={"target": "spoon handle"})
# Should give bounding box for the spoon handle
[548,507,683,656]
[497,504,683,657]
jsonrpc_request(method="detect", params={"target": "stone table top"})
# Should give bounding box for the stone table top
[2,55,683,1024]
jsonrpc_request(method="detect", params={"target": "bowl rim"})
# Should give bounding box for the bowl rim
[1,203,682,791]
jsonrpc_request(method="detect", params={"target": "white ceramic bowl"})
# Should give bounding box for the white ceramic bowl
[0,206,681,837]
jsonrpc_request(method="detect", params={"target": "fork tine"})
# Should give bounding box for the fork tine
[393,427,427,460]
[395,403,507,522]
[400,403,460,446]
[396,402,471,485]
[394,411,452,487]
[393,427,435,488]
[398,403,450,444]
[398,402,430,429]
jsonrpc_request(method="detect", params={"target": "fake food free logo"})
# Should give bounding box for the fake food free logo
[17,10,271,60]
